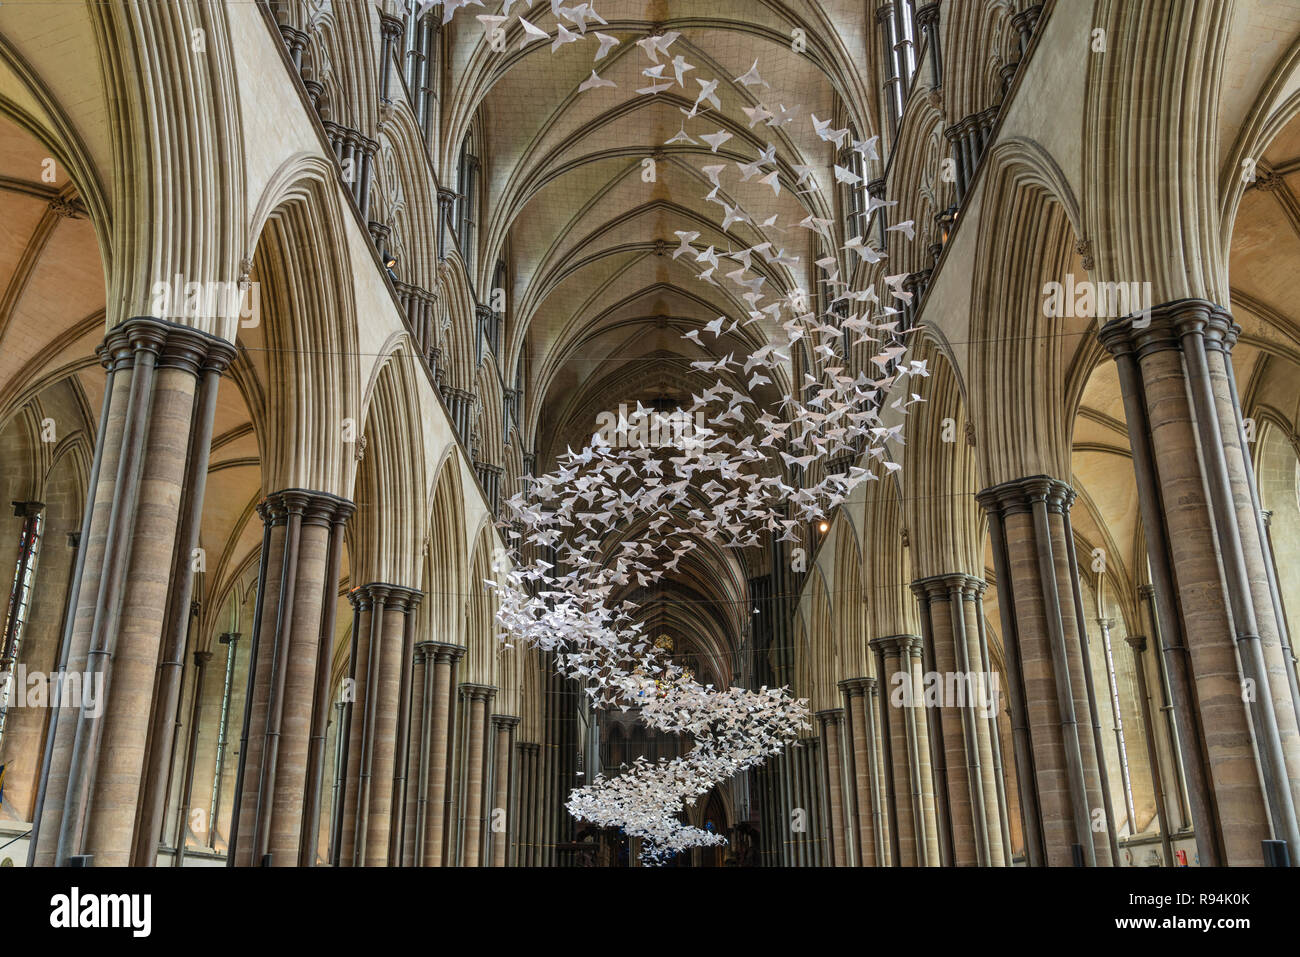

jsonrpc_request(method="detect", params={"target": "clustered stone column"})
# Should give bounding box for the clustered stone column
[227,490,353,867]
[393,281,438,365]
[490,714,520,867]
[785,736,824,866]
[1100,301,1300,864]
[514,741,542,866]
[870,635,941,865]
[377,13,403,103]
[839,677,888,865]
[336,583,422,866]
[1137,582,1194,835]
[915,3,942,90]
[399,641,463,866]
[457,683,496,866]
[817,709,854,865]
[1125,634,1175,867]
[976,476,1114,867]
[29,316,235,867]
[912,574,1010,865]
[436,186,457,263]
[442,387,476,447]
[1011,4,1044,58]
[322,122,378,220]
[943,108,998,204]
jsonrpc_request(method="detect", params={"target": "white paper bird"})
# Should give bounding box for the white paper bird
[518,16,549,47]
[811,114,849,146]
[635,30,680,63]
[671,54,695,87]
[734,59,770,88]
[700,130,732,153]
[578,70,615,92]
[474,19,926,861]
[592,31,619,60]
[552,22,581,51]
[833,164,863,185]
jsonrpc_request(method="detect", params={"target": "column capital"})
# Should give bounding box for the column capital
[349,581,392,608]
[816,708,846,726]
[460,682,497,702]
[437,186,458,209]
[1097,298,1237,361]
[261,488,355,528]
[911,573,987,602]
[870,634,922,657]
[915,2,940,29]
[1125,634,1148,653]
[378,12,404,41]
[97,315,237,376]
[1137,583,1156,600]
[1011,3,1044,31]
[351,582,422,607]
[491,714,521,729]
[382,584,424,614]
[975,474,1074,517]
[838,676,876,696]
[423,641,466,664]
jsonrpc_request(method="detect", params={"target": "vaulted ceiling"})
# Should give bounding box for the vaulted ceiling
[442,2,879,471]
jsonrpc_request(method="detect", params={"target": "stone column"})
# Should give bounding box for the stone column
[1100,302,1300,864]
[904,635,942,866]
[490,714,519,866]
[364,586,420,866]
[785,743,803,866]
[868,677,891,864]
[1126,635,1175,867]
[870,635,940,865]
[458,683,495,865]
[973,583,1016,866]
[437,187,457,262]
[7,525,77,829]
[913,574,1007,865]
[818,709,851,866]
[36,318,234,867]
[796,737,822,864]
[417,643,462,865]
[301,507,350,865]
[913,590,954,866]
[377,13,403,103]
[231,490,353,867]
[916,2,942,90]
[1139,583,1192,832]
[840,677,883,865]
[976,476,1112,866]
[172,648,212,867]
[401,642,429,866]
[388,589,423,865]
[335,586,374,866]
[515,741,539,866]
[914,577,970,864]
[337,583,421,866]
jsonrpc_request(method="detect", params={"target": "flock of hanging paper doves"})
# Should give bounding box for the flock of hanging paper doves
[430,0,926,862]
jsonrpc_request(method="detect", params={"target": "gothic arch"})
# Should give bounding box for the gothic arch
[968,139,1085,486]
[353,338,428,588]
[244,166,362,496]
